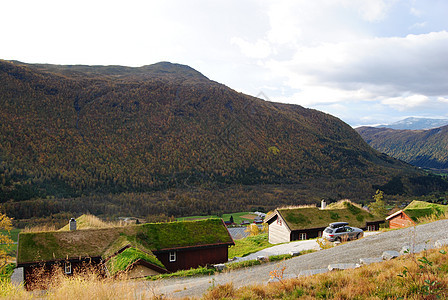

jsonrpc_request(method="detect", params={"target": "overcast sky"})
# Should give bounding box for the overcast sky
[2,0,448,126]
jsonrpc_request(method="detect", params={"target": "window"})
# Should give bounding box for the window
[277,218,282,226]
[318,231,323,237]
[367,225,376,231]
[169,251,176,262]
[64,262,72,274]
[299,233,307,240]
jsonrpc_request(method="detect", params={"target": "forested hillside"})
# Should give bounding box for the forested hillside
[356,126,448,172]
[0,60,443,223]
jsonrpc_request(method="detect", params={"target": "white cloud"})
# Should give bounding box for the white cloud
[230,37,272,59]
[269,31,448,97]
[381,94,429,111]
[354,0,393,22]
[410,6,422,17]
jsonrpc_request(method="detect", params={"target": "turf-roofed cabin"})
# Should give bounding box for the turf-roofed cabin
[386,200,447,229]
[17,218,234,289]
[265,201,384,244]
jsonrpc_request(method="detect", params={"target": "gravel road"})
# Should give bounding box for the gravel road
[135,219,448,299]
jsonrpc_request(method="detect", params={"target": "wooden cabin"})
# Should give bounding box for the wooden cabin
[386,210,415,229]
[16,218,234,289]
[386,200,447,229]
[265,201,384,244]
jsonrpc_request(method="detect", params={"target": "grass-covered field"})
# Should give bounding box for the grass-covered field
[228,233,271,258]
[0,229,20,243]
[0,229,20,259]
[177,211,260,225]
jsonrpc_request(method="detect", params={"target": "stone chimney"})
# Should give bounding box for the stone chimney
[321,199,327,210]
[69,218,77,231]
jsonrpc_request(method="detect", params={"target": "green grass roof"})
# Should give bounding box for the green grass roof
[403,200,447,222]
[17,218,233,264]
[277,201,382,231]
[106,247,165,276]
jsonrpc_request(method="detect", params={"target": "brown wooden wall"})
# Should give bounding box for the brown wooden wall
[291,228,324,241]
[22,258,104,290]
[388,212,415,229]
[155,245,229,272]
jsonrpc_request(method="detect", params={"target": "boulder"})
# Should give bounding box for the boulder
[400,243,427,255]
[289,250,301,257]
[257,256,267,262]
[382,250,400,260]
[213,264,226,271]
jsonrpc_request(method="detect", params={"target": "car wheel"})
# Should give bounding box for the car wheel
[335,237,341,242]
[357,233,362,239]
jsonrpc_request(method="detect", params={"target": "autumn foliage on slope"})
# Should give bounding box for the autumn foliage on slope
[0,60,439,221]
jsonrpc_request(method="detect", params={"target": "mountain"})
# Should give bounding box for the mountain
[377,117,448,130]
[0,60,444,222]
[356,125,448,172]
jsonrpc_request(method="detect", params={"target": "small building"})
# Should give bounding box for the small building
[386,200,447,229]
[16,218,234,289]
[264,201,384,244]
[386,210,415,229]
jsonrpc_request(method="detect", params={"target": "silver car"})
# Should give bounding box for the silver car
[323,222,363,242]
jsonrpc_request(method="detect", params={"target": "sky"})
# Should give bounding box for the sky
[2,0,448,127]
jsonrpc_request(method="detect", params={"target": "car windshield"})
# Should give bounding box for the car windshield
[324,228,333,233]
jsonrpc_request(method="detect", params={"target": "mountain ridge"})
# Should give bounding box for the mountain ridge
[376,117,448,130]
[356,125,448,171]
[1,59,444,221]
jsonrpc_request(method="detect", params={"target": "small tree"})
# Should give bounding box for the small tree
[0,213,13,271]
[369,190,388,217]
[229,215,234,224]
[245,224,260,236]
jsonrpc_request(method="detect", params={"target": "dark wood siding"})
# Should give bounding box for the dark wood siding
[22,258,104,290]
[155,245,229,272]
[363,221,385,231]
[291,228,325,240]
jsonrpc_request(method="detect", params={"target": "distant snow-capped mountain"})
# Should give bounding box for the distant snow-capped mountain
[378,117,448,130]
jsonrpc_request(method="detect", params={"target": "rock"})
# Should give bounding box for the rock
[435,239,448,248]
[213,264,226,271]
[289,250,301,257]
[400,243,427,255]
[382,250,400,260]
[328,263,360,271]
[359,257,383,265]
[257,256,267,262]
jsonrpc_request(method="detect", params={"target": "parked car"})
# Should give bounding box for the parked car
[322,222,363,242]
